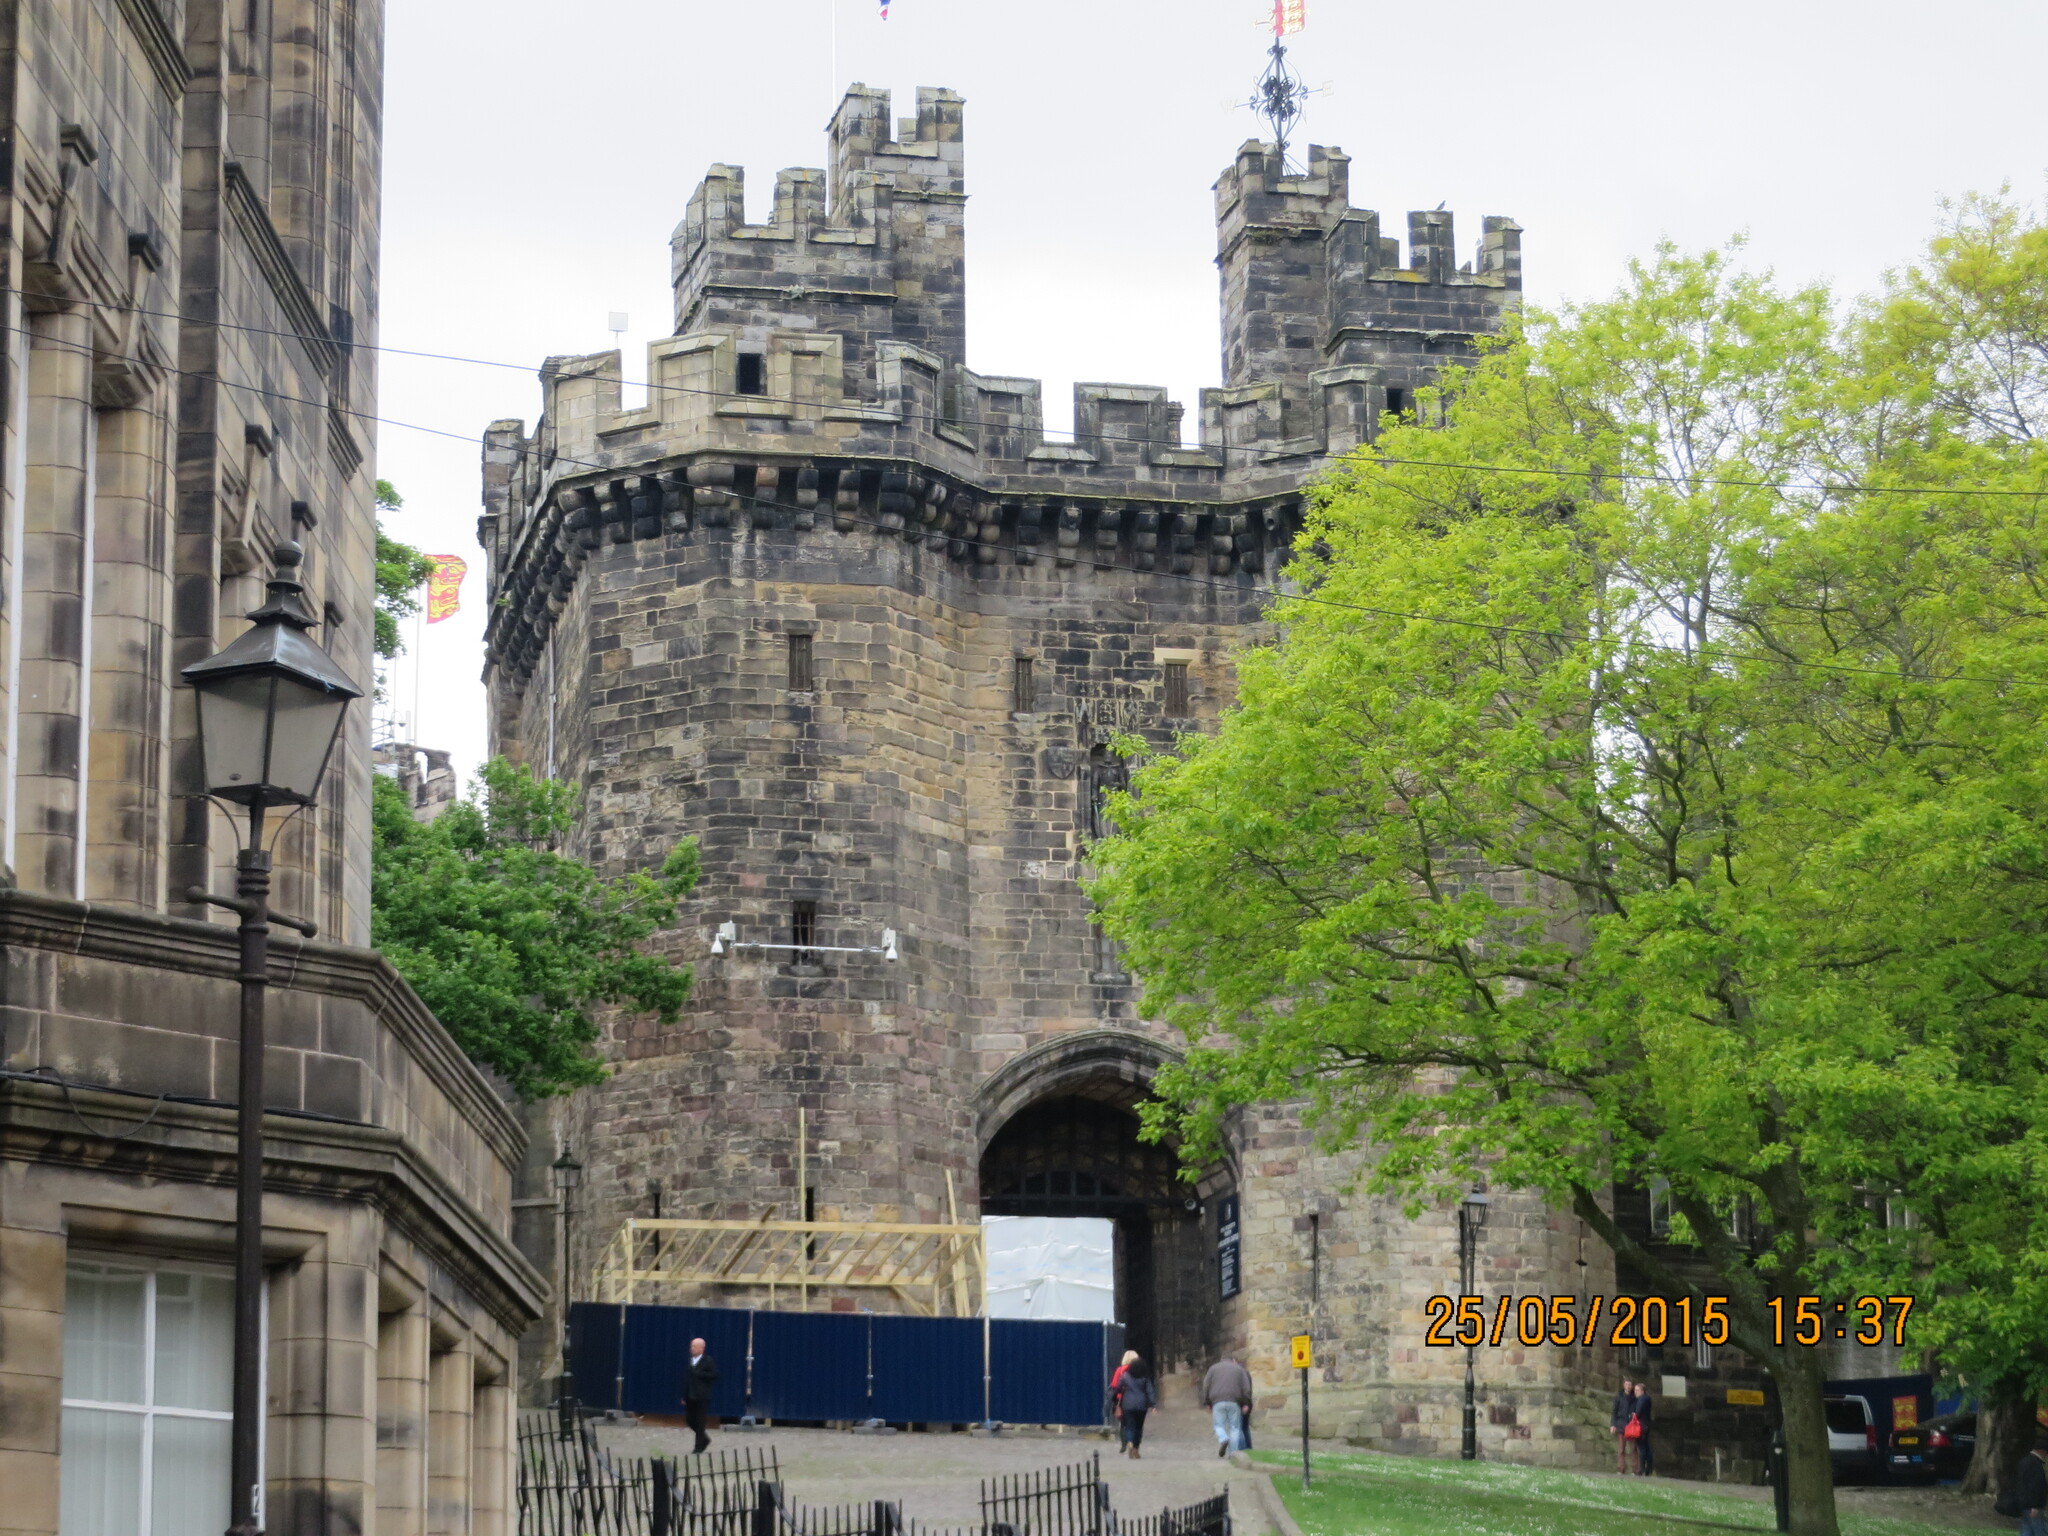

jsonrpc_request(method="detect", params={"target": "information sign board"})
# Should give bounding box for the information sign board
[1217,1195,1241,1300]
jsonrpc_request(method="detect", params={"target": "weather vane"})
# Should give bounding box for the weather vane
[1244,1,1313,173]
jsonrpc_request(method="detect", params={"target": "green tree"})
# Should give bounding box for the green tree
[371,757,700,1098]
[1846,188,2048,1501]
[1859,188,2048,444]
[375,478,435,660]
[1089,244,2048,1536]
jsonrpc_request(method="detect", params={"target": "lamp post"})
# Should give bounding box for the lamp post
[1458,1186,1490,1461]
[553,1149,583,1437]
[181,540,361,1536]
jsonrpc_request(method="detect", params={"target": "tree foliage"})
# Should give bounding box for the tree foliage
[1848,188,2048,1496]
[1089,207,2048,1534]
[371,757,700,1098]
[374,478,436,661]
[1860,188,2048,443]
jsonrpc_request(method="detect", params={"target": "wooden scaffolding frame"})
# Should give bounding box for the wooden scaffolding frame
[589,1215,985,1317]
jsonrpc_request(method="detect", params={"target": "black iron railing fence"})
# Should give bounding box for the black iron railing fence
[1115,1492,1232,1536]
[516,1414,1230,1536]
[979,1455,1113,1536]
[517,1410,651,1536]
[517,1412,780,1536]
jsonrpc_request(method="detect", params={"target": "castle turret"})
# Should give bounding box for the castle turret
[1209,139,1521,454]
[1214,140,1354,391]
[670,84,967,387]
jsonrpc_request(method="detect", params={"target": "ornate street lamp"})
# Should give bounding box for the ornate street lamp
[1458,1186,1490,1461]
[553,1149,584,1436]
[181,540,360,1536]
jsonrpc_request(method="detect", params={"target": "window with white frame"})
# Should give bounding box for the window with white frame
[1725,1198,1753,1243]
[61,1260,239,1536]
[1647,1177,1674,1238]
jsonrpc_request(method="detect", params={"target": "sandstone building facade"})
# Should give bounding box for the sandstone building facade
[479,84,1675,1461]
[0,1,541,1532]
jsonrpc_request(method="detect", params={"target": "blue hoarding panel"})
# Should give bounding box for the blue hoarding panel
[871,1315,986,1425]
[750,1311,869,1422]
[571,1305,1112,1427]
[566,1302,621,1408]
[990,1319,1111,1427]
[619,1305,751,1419]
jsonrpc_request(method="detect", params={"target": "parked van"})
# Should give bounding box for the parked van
[1826,1395,1885,1483]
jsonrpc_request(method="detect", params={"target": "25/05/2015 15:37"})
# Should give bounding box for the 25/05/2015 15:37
[1421,1294,1915,1349]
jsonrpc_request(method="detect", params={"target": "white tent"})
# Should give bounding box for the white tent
[982,1216,1117,1322]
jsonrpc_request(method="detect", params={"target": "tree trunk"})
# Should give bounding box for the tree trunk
[1961,1373,2034,1504]
[1779,1354,1841,1536]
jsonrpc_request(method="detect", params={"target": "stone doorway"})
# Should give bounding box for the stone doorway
[978,1093,1217,1370]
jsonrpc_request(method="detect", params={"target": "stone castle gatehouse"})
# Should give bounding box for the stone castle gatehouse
[480,84,1628,1460]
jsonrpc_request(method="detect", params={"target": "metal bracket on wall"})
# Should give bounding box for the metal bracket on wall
[709,920,898,961]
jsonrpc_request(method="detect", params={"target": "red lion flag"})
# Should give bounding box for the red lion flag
[1273,0,1306,35]
[425,555,467,624]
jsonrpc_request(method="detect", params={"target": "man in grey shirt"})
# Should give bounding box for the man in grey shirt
[1202,1354,1254,1457]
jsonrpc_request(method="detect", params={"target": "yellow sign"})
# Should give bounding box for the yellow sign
[1727,1388,1767,1407]
[1290,1334,1312,1370]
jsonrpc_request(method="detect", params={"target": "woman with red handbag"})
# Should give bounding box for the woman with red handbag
[1630,1382,1655,1475]
[1610,1379,1637,1473]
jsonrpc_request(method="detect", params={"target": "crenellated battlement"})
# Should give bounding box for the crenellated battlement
[672,85,968,365]
[1215,139,1521,399]
[487,86,1521,688]
[827,83,965,210]
[1214,140,1354,243]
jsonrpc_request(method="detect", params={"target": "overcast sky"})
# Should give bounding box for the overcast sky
[375,0,2048,789]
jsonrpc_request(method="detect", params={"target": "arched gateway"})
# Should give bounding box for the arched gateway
[975,1032,1233,1370]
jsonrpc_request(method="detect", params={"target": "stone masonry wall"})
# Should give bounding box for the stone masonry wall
[528,521,1264,1282]
[1225,1107,1618,1465]
[4,0,384,945]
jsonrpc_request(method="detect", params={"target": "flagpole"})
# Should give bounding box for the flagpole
[830,0,838,117]
[411,602,423,744]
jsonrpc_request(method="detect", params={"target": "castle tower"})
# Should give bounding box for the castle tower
[1208,140,1523,457]
[481,87,1636,1466]
[672,85,968,381]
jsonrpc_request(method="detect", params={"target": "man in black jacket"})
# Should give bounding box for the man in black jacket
[683,1337,719,1454]
[2014,1434,2048,1535]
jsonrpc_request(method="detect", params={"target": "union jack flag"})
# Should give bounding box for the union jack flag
[1273,0,1306,35]
[879,0,890,15]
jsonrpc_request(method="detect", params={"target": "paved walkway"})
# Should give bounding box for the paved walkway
[599,1404,1282,1533]
[596,1411,2006,1534]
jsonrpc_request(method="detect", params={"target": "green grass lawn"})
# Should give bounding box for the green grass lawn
[1253,1449,1969,1536]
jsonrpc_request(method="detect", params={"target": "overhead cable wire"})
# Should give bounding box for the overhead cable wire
[11,289,2048,501]
[10,322,2046,691]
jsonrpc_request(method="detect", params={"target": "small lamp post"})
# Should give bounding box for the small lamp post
[1458,1186,1490,1461]
[181,541,360,1536]
[553,1150,583,1436]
